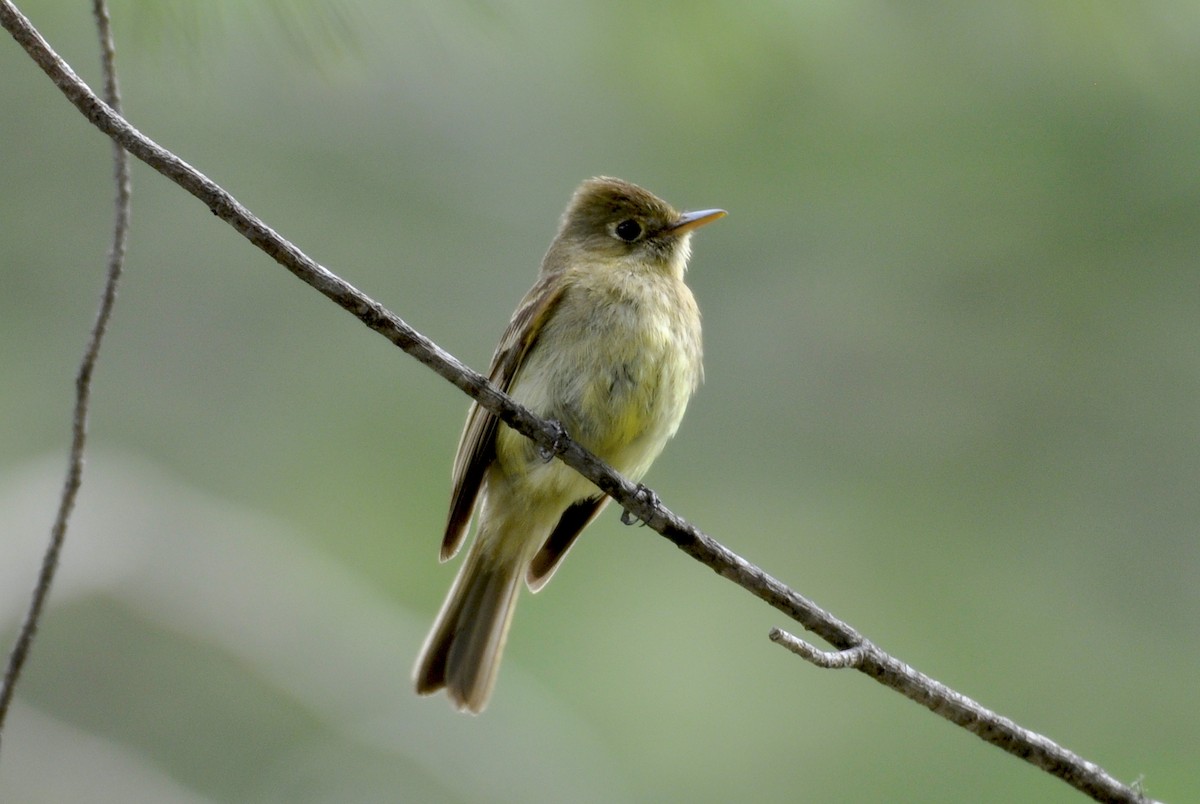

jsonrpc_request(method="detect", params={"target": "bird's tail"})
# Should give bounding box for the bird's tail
[413,537,524,714]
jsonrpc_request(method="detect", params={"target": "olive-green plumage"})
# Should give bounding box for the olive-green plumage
[414,177,724,713]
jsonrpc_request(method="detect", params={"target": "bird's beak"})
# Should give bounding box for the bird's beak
[667,208,727,235]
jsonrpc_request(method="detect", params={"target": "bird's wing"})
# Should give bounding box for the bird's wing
[440,272,568,560]
[526,495,609,591]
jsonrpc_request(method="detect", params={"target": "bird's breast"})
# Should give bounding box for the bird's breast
[509,270,701,476]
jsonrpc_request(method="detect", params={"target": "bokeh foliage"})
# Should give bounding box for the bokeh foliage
[2,1,1198,801]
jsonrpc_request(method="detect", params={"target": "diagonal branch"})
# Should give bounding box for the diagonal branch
[0,3,1152,801]
[0,0,131,744]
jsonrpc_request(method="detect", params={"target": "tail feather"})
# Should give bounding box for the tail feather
[413,542,523,714]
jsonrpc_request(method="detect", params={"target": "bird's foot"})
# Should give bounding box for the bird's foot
[620,484,660,526]
[538,419,568,463]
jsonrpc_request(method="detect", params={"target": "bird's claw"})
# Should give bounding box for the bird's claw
[538,419,568,463]
[620,484,659,526]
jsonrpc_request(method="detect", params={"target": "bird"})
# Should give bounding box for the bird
[413,176,725,713]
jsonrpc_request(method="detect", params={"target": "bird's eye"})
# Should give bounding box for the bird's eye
[613,219,643,242]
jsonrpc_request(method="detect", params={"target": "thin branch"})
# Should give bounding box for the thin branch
[769,628,1147,804]
[0,3,1153,801]
[769,628,868,668]
[0,0,130,743]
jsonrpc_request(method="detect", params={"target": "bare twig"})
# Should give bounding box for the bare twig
[769,628,868,668]
[0,3,1153,801]
[769,627,1147,803]
[0,0,130,744]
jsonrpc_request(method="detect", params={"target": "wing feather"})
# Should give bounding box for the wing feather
[440,273,568,560]
[526,496,608,591]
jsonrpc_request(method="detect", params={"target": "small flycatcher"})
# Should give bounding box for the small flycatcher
[414,177,725,712]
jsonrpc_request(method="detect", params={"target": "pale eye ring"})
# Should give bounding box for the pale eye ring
[613,219,643,242]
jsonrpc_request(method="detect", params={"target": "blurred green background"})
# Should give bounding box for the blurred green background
[2,1,1198,801]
